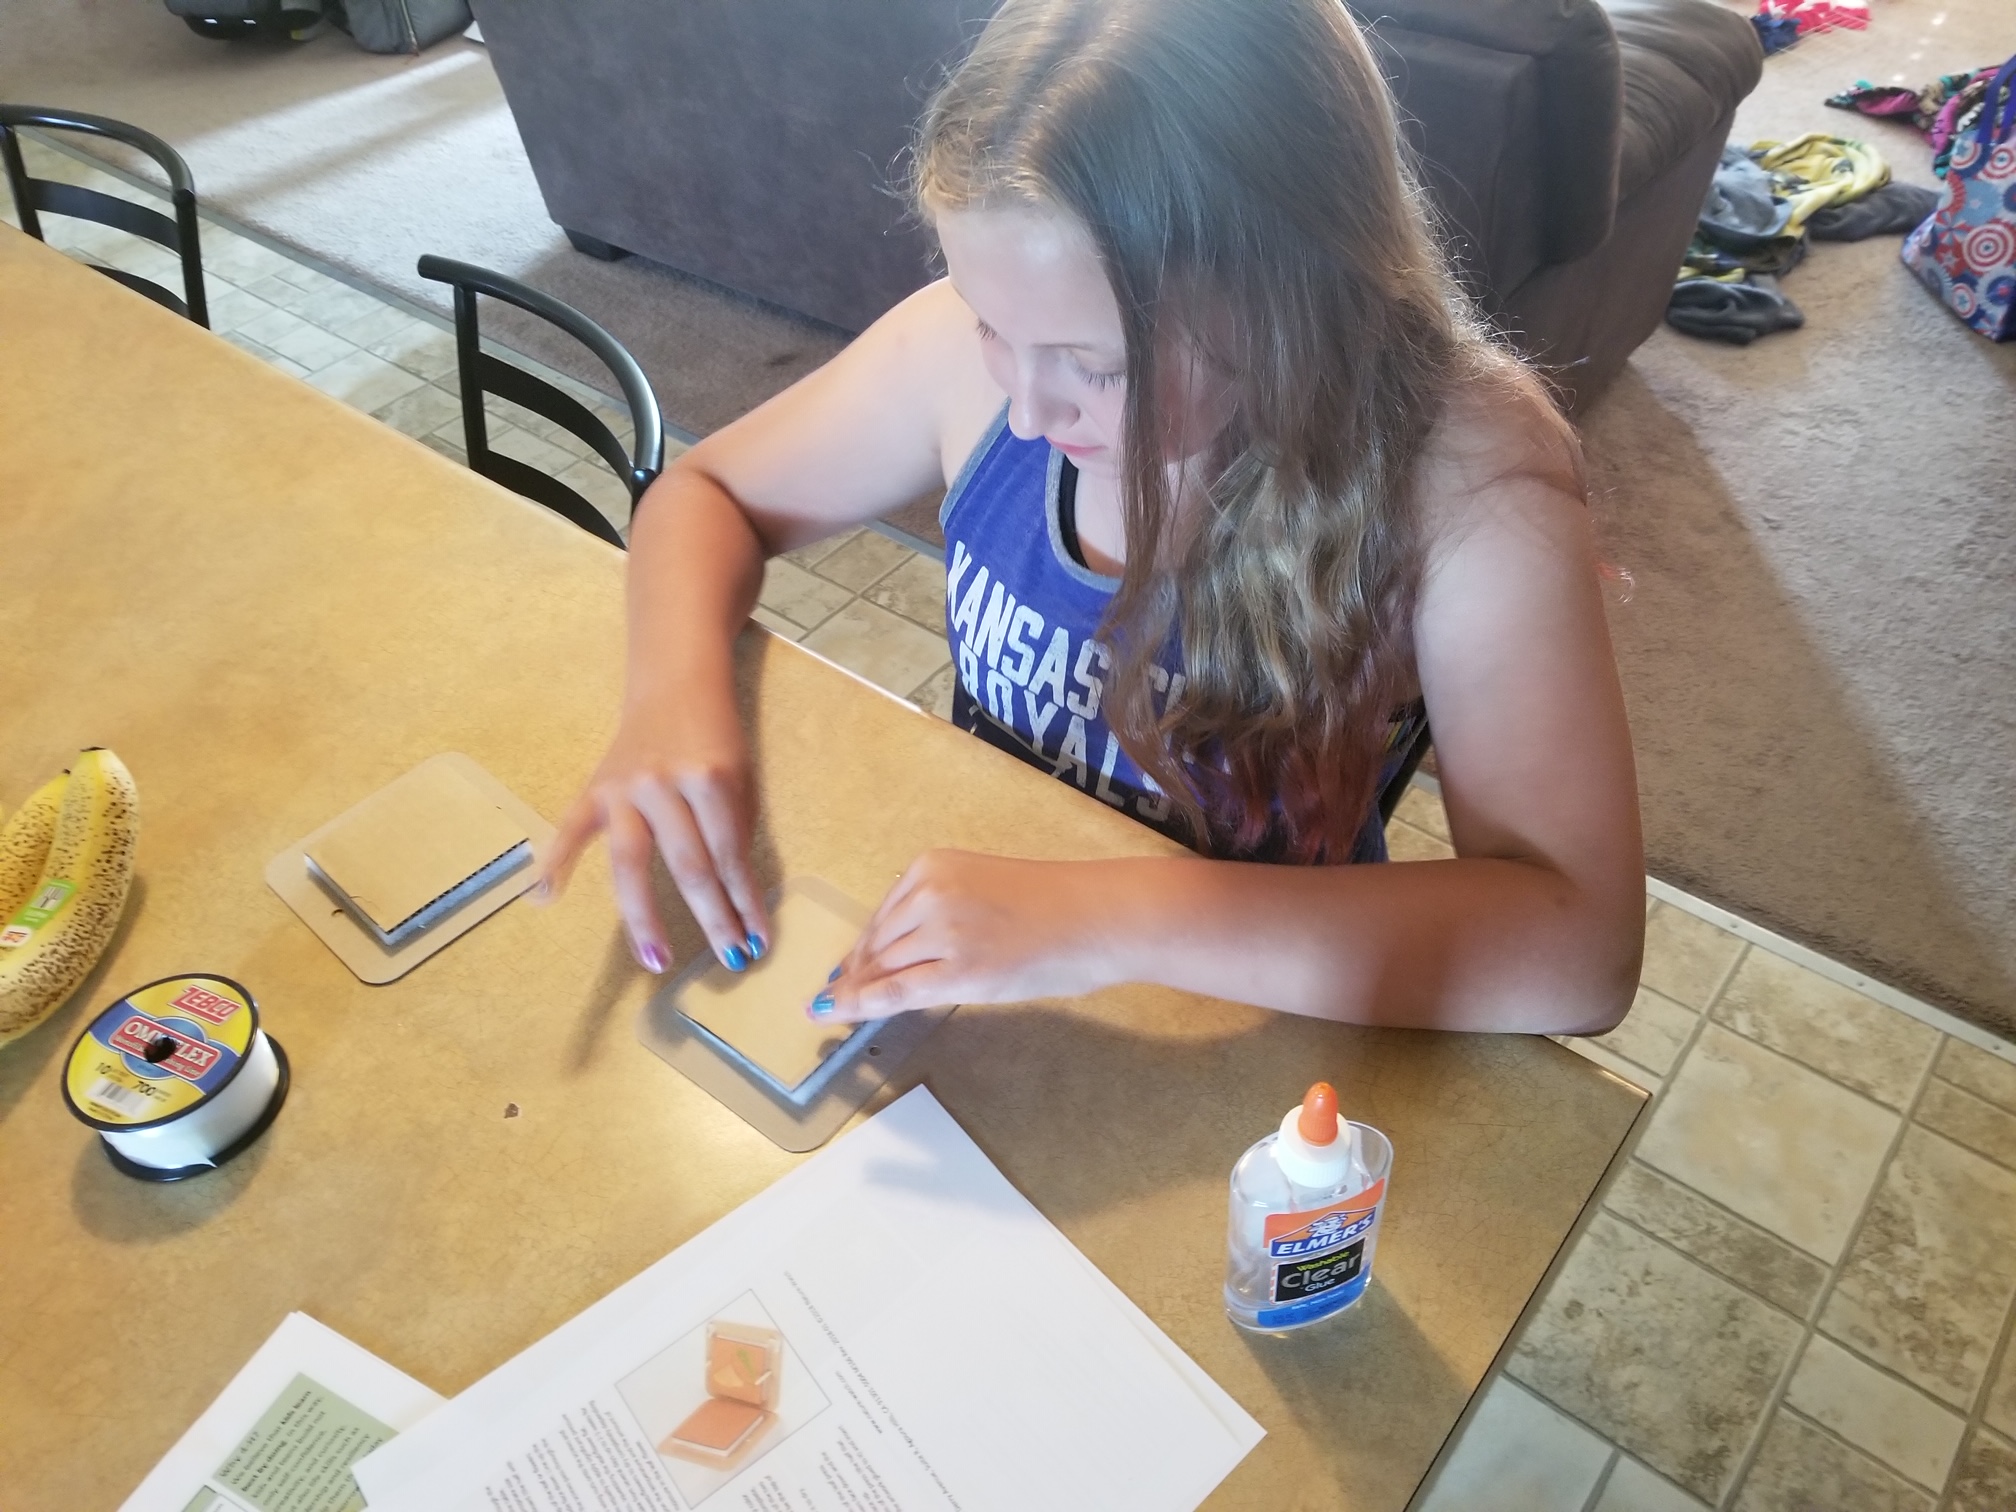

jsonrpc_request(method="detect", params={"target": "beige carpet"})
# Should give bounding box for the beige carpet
[5,0,2012,1033]
[1584,1,2016,1035]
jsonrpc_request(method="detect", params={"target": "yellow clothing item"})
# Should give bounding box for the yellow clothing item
[1749,133,1890,234]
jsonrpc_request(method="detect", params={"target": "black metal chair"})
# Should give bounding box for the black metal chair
[1376,704,1433,825]
[0,105,209,326]
[417,255,663,549]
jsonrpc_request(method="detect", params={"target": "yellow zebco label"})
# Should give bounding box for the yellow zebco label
[64,977,256,1128]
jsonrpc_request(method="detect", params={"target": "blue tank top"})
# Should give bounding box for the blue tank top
[939,409,1414,863]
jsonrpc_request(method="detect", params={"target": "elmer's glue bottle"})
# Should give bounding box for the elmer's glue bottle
[1224,1082,1393,1332]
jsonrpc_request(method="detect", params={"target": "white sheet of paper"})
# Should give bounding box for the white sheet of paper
[354,1087,1261,1512]
[119,1312,443,1512]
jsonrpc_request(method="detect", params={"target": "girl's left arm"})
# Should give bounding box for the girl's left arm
[819,412,1644,1036]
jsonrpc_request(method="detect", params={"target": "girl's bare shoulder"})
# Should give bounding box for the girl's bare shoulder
[1411,354,1584,554]
[878,277,1007,479]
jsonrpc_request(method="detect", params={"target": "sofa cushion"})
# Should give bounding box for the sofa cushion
[1367,26,1552,297]
[1352,0,1617,67]
[1605,0,1763,201]
[1355,0,1623,264]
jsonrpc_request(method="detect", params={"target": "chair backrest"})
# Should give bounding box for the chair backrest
[1376,704,1433,826]
[416,254,664,548]
[0,105,209,327]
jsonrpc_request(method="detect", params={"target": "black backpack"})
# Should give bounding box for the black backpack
[164,0,325,41]
[167,0,472,53]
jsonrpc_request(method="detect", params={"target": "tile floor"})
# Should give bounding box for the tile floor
[1399,780,2016,1512]
[14,133,2016,1512]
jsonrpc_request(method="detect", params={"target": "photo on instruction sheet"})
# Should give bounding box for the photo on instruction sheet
[616,1291,829,1506]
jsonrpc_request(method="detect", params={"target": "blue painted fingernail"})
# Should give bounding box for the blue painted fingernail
[811,994,834,1017]
[827,964,843,982]
[745,934,766,962]
[722,944,748,972]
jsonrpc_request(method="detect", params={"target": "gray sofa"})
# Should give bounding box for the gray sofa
[474,0,1760,413]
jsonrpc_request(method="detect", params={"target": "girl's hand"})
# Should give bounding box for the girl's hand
[536,694,770,976]
[811,851,1116,1023]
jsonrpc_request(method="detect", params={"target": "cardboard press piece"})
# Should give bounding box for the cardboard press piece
[639,877,954,1152]
[267,753,554,984]
[674,883,870,1090]
[305,758,531,948]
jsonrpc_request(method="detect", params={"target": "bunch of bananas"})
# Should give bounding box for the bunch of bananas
[0,750,140,1047]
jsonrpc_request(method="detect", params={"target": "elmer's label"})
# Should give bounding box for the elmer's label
[63,976,256,1129]
[1255,1179,1386,1329]
[0,878,74,950]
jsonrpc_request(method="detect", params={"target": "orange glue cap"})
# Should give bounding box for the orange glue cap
[1297,1083,1341,1146]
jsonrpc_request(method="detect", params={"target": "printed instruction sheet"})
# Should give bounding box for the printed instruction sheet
[355,1087,1262,1512]
[120,1311,442,1512]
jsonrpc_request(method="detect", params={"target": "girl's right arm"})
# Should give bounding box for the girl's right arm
[537,279,998,975]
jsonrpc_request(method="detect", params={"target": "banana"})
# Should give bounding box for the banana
[0,750,139,1047]
[0,771,70,922]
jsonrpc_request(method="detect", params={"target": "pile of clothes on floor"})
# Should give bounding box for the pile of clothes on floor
[1827,68,2011,178]
[1665,134,1940,344]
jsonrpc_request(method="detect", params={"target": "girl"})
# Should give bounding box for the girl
[539,0,1644,1034]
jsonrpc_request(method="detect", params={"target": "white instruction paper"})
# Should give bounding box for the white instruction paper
[121,1311,443,1512]
[355,1087,1261,1512]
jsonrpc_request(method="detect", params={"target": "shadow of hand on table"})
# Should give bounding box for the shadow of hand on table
[565,924,641,1075]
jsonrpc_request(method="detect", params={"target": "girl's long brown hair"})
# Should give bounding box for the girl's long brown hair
[916,0,1547,860]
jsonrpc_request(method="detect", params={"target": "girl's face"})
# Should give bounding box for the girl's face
[936,202,1224,480]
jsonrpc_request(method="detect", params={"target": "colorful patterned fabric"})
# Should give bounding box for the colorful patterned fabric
[1902,56,2016,341]
[1827,67,2003,177]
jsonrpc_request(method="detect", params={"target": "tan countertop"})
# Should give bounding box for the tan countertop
[0,228,1644,1511]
